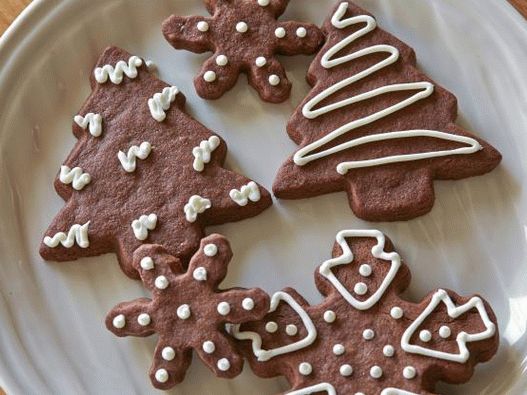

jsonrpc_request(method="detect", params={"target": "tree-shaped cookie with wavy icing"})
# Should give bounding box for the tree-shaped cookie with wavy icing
[161,0,324,103]
[231,229,499,395]
[40,46,272,279]
[273,1,501,221]
[106,234,270,390]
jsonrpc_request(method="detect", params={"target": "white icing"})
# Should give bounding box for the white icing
[74,113,102,137]
[359,264,372,277]
[177,304,191,320]
[204,243,218,257]
[380,389,419,395]
[230,291,317,361]
[401,289,496,363]
[275,27,286,38]
[323,310,336,323]
[362,328,375,340]
[298,362,312,375]
[319,229,401,310]
[217,358,230,371]
[419,329,432,342]
[383,345,395,357]
[137,313,151,326]
[340,364,353,376]
[265,321,278,333]
[197,21,209,32]
[242,298,255,311]
[155,275,169,290]
[112,314,126,329]
[354,282,368,295]
[217,302,231,316]
[332,344,345,356]
[255,57,267,67]
[43,222,90,248]
[229,181,261,206]
[59,166,91,191]
[140,257,154,270]
[155,368,169,383]
[203,341,215,354]
[287,383,336,395]
[162,346,175,361]
[257,0,270,6]
[236,21,248,33]
[296,27,307,38]
[294,2,482,174]
[193,135,220,172]
[94,56,142,84]
[184,195,211,222]
[286,325,298,336]
[403,366,416,379]
[148,86,179,122]
[216,55,228,66]
[204,70,217,82]
[439,325,452,339]
[370,365,383,379]
[145,60,157,73]
[118,141,151,173]
[390,306,404,319]
[193,267,207,281]
[131,213,157,241]
[268,74,280,86]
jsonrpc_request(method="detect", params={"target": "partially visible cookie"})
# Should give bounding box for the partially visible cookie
[273,1,501,221]
[231,229,499,394]
[162,0,324,103]
[106,234,270,390]
[40,46,272,279]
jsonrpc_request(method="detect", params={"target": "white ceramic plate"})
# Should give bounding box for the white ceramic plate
[1,0,526,393]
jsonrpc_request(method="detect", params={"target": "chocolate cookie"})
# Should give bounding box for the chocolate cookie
[231,229,499,394]
[40,46,272,279]
[273,1,501,221]
[162,0,324,103]
[106,234,270,390]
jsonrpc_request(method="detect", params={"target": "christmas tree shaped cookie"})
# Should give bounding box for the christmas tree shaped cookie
[274,1,501,221]
[106,234,270,390]
[40,47,272,279]
[231,229,499,394]
[162,0,324,103]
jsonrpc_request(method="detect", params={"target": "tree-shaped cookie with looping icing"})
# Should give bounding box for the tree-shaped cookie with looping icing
[106,234,270,390]
[40,46,272,279]
[231,229,499,394]
[162,0,324,103]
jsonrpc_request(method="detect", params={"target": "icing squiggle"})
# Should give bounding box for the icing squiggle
[59,165,91,190]
[43,222,90,248]
[193,136,220,172]
[74,113,103,137]
[229,181,261,206]
[287,383,336,395]
[131,214,158,241]
[94,56,143,84]
[184,195,212,222]
[148,86,180,122]
[293,2,481,175]
[380,389,419,395]
[118,142,152,173]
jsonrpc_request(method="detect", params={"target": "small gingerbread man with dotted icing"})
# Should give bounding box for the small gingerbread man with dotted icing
[106,234,269,390]
[231,229,499,394]
[162,0,324,102]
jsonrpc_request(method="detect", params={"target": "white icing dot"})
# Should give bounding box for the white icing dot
[332,344,345,356]
[296,27,307,38]
[257,0,270,5]
[155,275,169,290]
[203,70,217,82]
[370,365,383,379]
[354,282,368,295]
[274,27,286,38]
[362,328,375,340]
[298,362,312,376]
[216,55,228,67]
[197,21,209,32]
[204,243,218,256]
[236,21,248,33]
[140,256,154,270]
[217,358,231,371]
[403,366,417,379]
[217,302,231,316]
[383,345,395,357]
[177,304,191,320]
[439,325,452,339]
[323,310,336,323]
[193,267,207,281]
[255,56,267,67]
[242,298,255,311]
[112,314,126,329]
[340,364,353,377]
[359,264,372,277]
[162,346,175,361]
[390,306,403,319]
[137,313,151,326]
[265,321,278,333]
[155,368,169,383]
[286,324,298,336]
[203,341,216,354]
[268,74,280,86]
[419,329,432,343]
[355,393,365,395]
